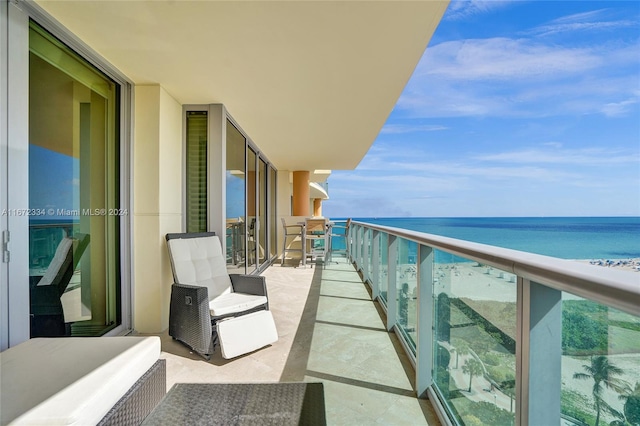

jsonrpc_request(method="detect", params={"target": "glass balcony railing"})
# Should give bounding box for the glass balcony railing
[347,221,640,426]
[29,221,75,272]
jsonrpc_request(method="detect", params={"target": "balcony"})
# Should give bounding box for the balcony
[155,254,440,424]
[163,220,638,425]
[33,219,640,425]
[152,219,640,425]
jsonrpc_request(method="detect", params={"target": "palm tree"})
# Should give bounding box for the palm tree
[620,382,640,426]
[501,378,516,413]
[573,355,627,426]
[462,358,484,393]
[451,338,470,369]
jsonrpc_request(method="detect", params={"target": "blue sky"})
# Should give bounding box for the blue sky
[323,0,640,218]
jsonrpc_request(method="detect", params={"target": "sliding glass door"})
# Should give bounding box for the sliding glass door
[226,120,246,273]
[246,148,258,272]
[28,21,121,337]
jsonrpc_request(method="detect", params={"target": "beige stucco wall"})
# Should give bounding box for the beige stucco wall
[133,85,182,333]
[276,170,293,254]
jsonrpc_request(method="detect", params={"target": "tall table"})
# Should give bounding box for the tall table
[141,382,326,425]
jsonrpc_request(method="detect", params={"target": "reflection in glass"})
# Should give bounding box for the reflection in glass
[396,239,417,353]
[246,148,257,272]
[225,121,246,273]
[561,295,640,426]
[378,233,388,305]
[258,158,267,265]
[432,249,516,425]
[28,22,119,337]
[365,229,373,284]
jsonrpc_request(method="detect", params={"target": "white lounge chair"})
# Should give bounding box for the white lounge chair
[166,232,277,359]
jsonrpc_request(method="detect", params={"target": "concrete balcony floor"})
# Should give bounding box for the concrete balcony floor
[155,256,440,425]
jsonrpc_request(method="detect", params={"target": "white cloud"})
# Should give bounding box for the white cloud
[473,147,638,165]
[549,10,609,25]
[528,9,637,37]
[445,0,517,21]
[417,38,601,81]
[600,98,639,117]
[336,158,582,186]
[530,20,635,37]
[397,36,639,118]
[380,124,448,134]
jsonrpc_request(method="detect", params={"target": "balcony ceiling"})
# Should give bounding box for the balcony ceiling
[35,0,448,171]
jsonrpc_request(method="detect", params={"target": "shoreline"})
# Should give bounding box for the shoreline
[581,257,640,272]
[426,257,640,304]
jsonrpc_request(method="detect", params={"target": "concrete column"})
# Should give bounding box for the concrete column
[292,171,309,216]
[133,85,182,333]
[313,198,322,217]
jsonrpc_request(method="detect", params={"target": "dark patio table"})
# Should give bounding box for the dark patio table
[141,382,326,426]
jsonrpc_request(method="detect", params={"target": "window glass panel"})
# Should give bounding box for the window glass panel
[378,232,388,305]
[28,21,120,337]
[366,229,373,283]
[396,238,417,353]
[185,111,207,233]
[225,121,246,273]
[561,295,640,426]
[433,249,517,426]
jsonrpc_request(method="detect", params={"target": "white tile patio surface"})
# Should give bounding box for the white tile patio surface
[153,257,440,425]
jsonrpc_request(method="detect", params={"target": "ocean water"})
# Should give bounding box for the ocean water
[349,217,640,260]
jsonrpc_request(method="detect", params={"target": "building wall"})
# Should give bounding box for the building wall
[276,170,293,252]
[133,85,182,333]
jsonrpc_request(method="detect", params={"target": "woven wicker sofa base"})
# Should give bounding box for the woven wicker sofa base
[98,359,166,426]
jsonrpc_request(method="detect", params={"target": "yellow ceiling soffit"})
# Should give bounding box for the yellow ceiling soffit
[35,0,450,171]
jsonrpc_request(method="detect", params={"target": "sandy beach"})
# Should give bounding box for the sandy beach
[393,257,640,423]
[584,257,640,272]
[432,257,640,303]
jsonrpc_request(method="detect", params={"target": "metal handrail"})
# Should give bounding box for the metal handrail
[351,221,640,317]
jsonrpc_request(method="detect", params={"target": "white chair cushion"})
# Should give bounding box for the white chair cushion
[167,235,232,300]
[217,310,278,359]
[210,293,268,317]
[0,336,160,425]
[38,237,73,287]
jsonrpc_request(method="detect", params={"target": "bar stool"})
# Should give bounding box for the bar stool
[304,217,329,268]
[281,218,305,267]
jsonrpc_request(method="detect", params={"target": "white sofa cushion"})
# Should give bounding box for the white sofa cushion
[167,235,233,300]
[217,310,278,359]
[209,293,268,317]
[0,336,160,425]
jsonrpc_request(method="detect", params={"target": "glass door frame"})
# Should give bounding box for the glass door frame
[232,118,277,274]
[184,105,279,275]
[2,2,134,348]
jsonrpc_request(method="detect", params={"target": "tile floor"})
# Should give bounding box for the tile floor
[155,256,441,425]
